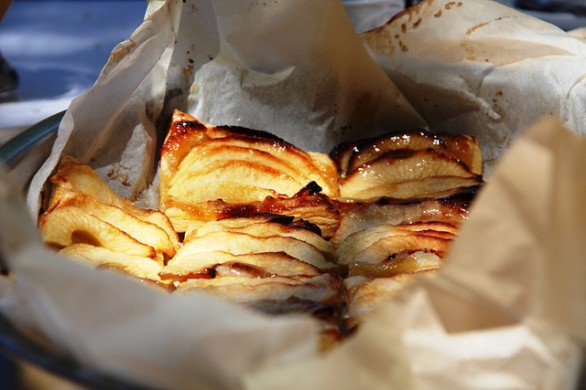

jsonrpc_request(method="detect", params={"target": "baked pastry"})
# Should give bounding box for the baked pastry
[331,129,482,177]
[331,130,482,200]
[329,130,481,328]
[161,215,341,315]
[40,157,178,283]
[164,182,341,239]
[160,110,340,235]
[331,190,475,246]
[343,272,438,329]
[38,112,485,344]
[49,157,179,253]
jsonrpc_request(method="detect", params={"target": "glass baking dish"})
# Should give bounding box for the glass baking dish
[0,111,147,389]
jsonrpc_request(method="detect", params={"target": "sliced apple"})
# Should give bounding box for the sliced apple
[336,223,454,265]
[185,217,335,261]
[60,243,163,282]
[329,140,360,177]
[336,225,452,265]
[167,180,281,205]
[343,148,477,187]
[162,198,232,233]
[344,232,450,266]
[50,157,179,251]
[331,130,482,177]
[254,190,340,239]
[187,134,335,196]
[344,274,414,319]
[347,250,443,278]
[307,151,340,197]
[174,142,313,189]
[176,273,342,311]
[171,160,306,197]
[164,188,340,238]
[161,250,321,281]
[168,142,338,201]
[54,191,175,259]
[181,231,335,271]
[160,110,209,199]
[344,176,482,201]
[346,130,482,175]
[185,214,282,233]
[344,272,437,328]
[332,196,471,245]
[339,149,481,200]
[160,111,338,201]
[40,205,155,258]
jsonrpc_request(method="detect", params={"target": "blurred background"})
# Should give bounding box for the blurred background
[0,0,147,143]
[1,0,585,139]
[0,1,146,387]
[0,0,584,388]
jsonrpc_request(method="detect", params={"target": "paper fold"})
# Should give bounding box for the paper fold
[361,0,586,172]
[246,119,585,390]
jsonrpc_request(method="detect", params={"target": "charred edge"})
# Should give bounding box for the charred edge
[436,183,483,206]
[258,194,338,214]
[242,211,323,236]
[329,140,360,160]
[217,203,260,219]
[178,120,206,130]
[294,181,323,197]
[288,219,322,236]
[219,125,293,145]
[374,183,482,207]
[256,213,296,225]
[378,148,418,160]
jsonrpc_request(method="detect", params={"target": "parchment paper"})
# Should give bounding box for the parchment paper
[1,0,585,389]
[26,0,424,213]
[361,0,586,173]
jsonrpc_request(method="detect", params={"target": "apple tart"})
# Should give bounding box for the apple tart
[161,215,342,316]
[38,111,485,344]
[329,131,481,329]
[40,157,179,285]
[331,129,483,200]
[160,110,340,237]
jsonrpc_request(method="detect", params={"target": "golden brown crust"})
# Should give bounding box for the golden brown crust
[160,111,340,233]
[49,156,179,252]
[331,129,482,177]
[39,110,486,348]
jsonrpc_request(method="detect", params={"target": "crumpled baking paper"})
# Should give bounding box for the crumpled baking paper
[26,0,424,212]
[361,0,586,172]
[1,0,585,388]
[242,117,586,390]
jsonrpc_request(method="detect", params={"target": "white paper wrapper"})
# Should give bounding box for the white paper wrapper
[25,0,424,214]
[1,0,586,388]
[242,118,586,390]
[361,0,586,173]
